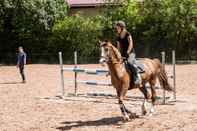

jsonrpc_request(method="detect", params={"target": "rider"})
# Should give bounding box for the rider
[115,20,141,85]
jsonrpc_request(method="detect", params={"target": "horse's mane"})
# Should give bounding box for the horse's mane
[106,41,122,62]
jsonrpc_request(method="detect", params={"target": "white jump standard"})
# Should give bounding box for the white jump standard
[59,51,111,97]
[161,50,176,103]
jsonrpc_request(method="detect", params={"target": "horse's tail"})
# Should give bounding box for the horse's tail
[154,59,174,92]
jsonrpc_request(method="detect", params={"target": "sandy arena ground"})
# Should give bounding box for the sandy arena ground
[0,64,197,131]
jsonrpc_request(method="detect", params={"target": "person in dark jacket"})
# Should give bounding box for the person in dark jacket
[115,20,141,85]
[17,46,27,83]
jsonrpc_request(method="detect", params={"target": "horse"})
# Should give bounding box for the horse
[99,40,173,121]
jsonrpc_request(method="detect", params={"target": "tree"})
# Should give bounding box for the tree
[103,0,197,59]
[0,0,68,63]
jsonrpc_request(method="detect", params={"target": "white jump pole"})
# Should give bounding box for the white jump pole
[59,52,65,97]
[74,51,78,96]
[161,51,166,104]
[172,50,176,101]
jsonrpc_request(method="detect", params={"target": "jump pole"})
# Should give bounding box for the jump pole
[59,52,65,97]
[161,51,166,104]
[74,51,78,96]
[172,50,176,101]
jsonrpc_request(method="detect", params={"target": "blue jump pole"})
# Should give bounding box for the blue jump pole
[77,80,112,86]
[63,68,109,75]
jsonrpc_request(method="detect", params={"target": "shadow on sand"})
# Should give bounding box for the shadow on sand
[0,82,23,84]
[56,116,125,130]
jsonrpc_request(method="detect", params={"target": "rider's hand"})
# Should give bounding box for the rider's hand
[126,53,130,59]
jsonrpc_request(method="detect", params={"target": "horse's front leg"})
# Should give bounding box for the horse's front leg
[118,97,130,121]
[116,86,129,121]
[117,84,138,121]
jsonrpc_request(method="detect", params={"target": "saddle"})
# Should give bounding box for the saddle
[124,60,144,88]
[124,60,145,74]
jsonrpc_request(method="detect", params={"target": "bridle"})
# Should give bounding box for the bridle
[100,44,124,65]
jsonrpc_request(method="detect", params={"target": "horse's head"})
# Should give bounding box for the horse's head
[99,40,122,65]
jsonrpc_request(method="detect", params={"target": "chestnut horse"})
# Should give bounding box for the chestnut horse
[99,40,173,121]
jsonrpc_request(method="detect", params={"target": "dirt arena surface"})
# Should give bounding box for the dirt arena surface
[0,64,197,131]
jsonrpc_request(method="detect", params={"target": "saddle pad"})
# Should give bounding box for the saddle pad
[136,61,145,73]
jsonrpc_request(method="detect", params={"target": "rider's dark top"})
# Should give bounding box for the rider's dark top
[116,31,135,57]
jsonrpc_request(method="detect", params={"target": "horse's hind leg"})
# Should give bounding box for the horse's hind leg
[139,84,151,100]
[150,82,157,105]
[149,78,157,115]
[139,86,151,115]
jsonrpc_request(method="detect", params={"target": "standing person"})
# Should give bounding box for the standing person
[17,46,27,83]
[115,20,141,85]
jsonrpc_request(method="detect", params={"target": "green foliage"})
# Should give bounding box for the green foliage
[104,0,197,59]
[0,0,196,64]
[51,15,103,63]
[0,0,68,64]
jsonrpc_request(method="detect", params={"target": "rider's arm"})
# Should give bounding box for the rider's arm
[127,35,133,54]
[117,41,121,51]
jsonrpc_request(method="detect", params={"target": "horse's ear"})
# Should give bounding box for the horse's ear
[98,40,103,47]
[104,39,112,46]
[99,40,102,45]
[99,40,108,47]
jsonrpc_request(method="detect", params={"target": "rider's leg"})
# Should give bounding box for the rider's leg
[127,53,141,85]
[133,64,142,85]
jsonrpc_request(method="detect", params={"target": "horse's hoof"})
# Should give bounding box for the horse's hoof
[129,113,139,119]
[142,110,147,116]
[150,107,155,114]
[123,115,130,121]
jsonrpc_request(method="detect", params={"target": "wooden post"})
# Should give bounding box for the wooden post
[172,50,176,101]
[161,51,166,104]
[59,52,65,97]
[74,51,78,96]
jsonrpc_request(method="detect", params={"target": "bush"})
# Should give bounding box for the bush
[51,15,103,63]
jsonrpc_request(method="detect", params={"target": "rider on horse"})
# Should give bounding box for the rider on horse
[115,20,141,85]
